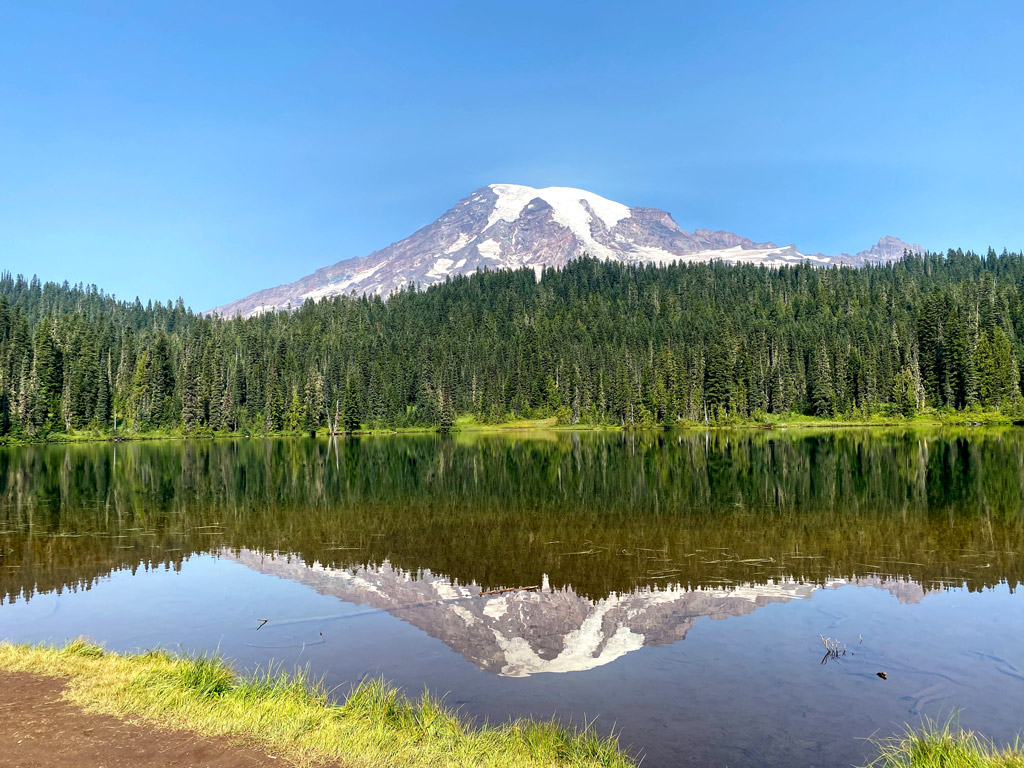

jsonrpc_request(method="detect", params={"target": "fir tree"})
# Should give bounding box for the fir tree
[342,380,360,434]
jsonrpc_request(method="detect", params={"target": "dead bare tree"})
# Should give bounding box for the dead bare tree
[324,399,341,435]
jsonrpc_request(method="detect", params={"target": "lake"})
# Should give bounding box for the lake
[1,429,1022,767]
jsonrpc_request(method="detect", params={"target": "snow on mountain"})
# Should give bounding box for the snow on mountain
[211,184,925,317]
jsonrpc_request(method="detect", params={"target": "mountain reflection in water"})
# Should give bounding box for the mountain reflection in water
[230,551,941,677]
[2,429,1024,768]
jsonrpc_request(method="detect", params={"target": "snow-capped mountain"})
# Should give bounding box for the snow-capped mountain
[211,184,925,317]
[229,551,937,677]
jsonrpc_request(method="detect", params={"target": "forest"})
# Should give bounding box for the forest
[1,248,1024,439]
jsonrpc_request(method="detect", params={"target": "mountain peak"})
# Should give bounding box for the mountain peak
[485,183,632,232]
[833,236,926,266]
[210,186,920,317]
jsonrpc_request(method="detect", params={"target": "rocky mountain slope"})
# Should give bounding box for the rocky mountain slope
[212,184,924,317]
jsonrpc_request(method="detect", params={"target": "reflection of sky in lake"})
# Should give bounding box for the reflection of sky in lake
[3,553,1023,768]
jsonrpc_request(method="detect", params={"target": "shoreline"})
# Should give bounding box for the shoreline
[1,642,1020,768]
[0,413,1019,447]
[0,641,635,768]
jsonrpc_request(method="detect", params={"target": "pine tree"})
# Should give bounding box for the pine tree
[303,366,326,433]
[209,364,226,430]
[807,343,835,417]
[438,388,454,433]
[892,368,917,418]
[945,306,977,408]
[31,322,62,430]
[978,327,1017,407]
[181,348,203,431]
[703,324,732,415]
[264,376,284,432]
[95,353,111,427]
[286,388,303,432]
[342,380,360,434]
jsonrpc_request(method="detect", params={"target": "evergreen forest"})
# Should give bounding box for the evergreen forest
[2,249,1024,439]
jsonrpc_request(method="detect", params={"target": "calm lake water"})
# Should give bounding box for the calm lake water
[1,429,1023,767]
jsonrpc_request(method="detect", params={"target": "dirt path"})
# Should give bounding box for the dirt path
[0,671,319,767]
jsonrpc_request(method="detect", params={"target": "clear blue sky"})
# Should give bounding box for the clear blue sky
[3,1,1023,310]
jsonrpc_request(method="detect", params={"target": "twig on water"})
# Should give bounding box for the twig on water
[819,634,847,664]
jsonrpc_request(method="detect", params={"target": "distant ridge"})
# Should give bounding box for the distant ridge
[211,184,924,317]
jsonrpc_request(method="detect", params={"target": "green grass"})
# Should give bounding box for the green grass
[659,409,1016,431]
[454,415,561,431]
[3,648,1023,768]
[865,719,1024,768]
[0,640,636,768]
[2,404,1020,445]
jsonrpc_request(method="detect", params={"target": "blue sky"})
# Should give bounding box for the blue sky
[2,1,1023,310]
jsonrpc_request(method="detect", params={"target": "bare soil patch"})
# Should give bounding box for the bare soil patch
[0,671,317,768]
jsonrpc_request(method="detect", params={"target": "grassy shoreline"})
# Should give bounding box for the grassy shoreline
[865,720,1024,768]
[2,643,1021,768]
[0,640,635,768]
[1,409,1020,446]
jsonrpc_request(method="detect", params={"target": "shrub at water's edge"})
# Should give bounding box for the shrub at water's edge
[0,640,636,768]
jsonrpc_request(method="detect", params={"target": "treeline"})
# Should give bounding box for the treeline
[2,249,1024,437]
